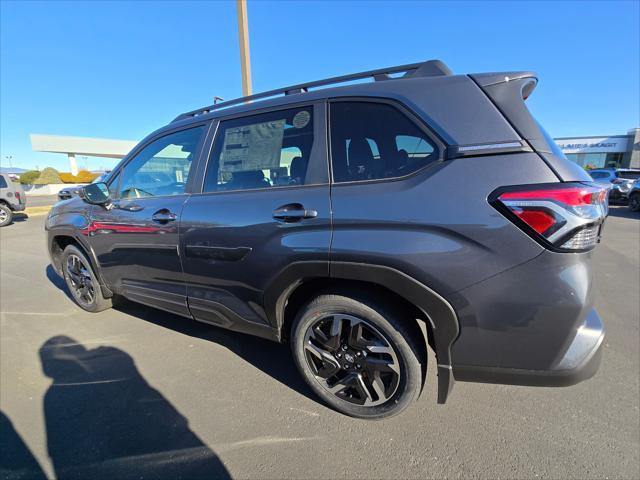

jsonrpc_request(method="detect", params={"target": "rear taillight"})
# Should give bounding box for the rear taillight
[15,192,21,202]
[491,183,608,252]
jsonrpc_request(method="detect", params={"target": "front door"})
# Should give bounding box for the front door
[180,104,331,337]
[89,125,208,317]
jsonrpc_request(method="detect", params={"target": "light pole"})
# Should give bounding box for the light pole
[4,155,13,169]
[236,0,253,99]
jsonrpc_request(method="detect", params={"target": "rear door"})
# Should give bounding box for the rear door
[180,103,330,336]
[89,124,209,316]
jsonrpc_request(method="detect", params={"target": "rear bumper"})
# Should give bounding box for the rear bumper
[11,203,26,212]
[453,308,604,387]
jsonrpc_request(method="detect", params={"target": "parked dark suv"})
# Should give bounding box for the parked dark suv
[46,60,608,419]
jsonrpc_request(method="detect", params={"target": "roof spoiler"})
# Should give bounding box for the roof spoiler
[173,59,453,123]
[469,71,548,148]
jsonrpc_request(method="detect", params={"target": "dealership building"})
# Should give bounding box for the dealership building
[554,128,640,169]
[31,128,639,174]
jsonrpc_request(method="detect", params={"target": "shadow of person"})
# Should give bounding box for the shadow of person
[0,411,46,480]
[39,336,231,480]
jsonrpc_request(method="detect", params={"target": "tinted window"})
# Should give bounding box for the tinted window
[0,176,7,188]
[589,171,610,180]
[106,172,120,196]
[119,126,204,199]
[203,106,314,192]
[330,102,437,183]
[618,171,640,180]
[535,120,567,158]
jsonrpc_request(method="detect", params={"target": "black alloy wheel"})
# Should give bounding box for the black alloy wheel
[303,314,400,406]
[61,245,112,312]
[292,292,423,419]
[65,253,96,308]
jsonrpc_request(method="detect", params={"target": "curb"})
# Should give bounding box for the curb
[20,206,53,217]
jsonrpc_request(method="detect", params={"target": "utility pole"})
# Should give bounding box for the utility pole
[236,0,253,98]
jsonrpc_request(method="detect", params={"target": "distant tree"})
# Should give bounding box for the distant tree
[76,170,99,183]
[33,167,62,184]
[19,170,40,184]
[59,170,100,184]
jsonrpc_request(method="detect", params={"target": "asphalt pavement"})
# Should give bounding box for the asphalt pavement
[1,208,638,479]
[23,195,59,207]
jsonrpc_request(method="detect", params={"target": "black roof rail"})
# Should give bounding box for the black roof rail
[172,59,452,123]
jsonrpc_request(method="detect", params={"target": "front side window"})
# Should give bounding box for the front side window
[330,102,438,183]
[118,126,205,199]
[203,106,314,193]
[106,172,120,197]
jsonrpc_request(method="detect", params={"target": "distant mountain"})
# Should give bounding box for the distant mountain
[0,167,28,173]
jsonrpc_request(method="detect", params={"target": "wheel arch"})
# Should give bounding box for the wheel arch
[49,232,114,298]
[263,261,460,403]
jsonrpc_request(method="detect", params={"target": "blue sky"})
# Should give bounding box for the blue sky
[1,0,638,171]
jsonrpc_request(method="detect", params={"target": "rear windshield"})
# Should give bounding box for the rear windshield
[618,171,640,180]
[535,121,566,158]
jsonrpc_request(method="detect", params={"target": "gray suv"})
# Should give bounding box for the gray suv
[0,174,26,227]
[45,60,608,418]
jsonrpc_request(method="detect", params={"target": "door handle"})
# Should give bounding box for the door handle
[151,209,177,223]
[273,203,318,223]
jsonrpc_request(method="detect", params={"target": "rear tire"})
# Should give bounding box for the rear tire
[629,193,640,212]
[61,245,112,312]
[291,291,423,419]
[0,204,13,227]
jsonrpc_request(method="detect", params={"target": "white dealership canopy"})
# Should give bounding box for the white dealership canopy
[30,134,138,174]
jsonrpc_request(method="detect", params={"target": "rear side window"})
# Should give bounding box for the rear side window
[535,120,567,158]
[203,106,315,192]
[0,176,7,188]
[330,102,437,183]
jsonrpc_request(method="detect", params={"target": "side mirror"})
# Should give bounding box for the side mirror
[81,182,111,206]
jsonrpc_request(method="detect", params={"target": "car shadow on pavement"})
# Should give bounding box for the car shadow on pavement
[116,300,317,403]
[607,205,639,220]
[37,335,231,480]
[46,264,74,302]
[10,213,28,223]
[45,264,316,404]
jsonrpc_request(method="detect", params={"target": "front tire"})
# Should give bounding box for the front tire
[0,204,13,227]
[291,291,423,419]
[61,245,112,312]
[629,193,640,212]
